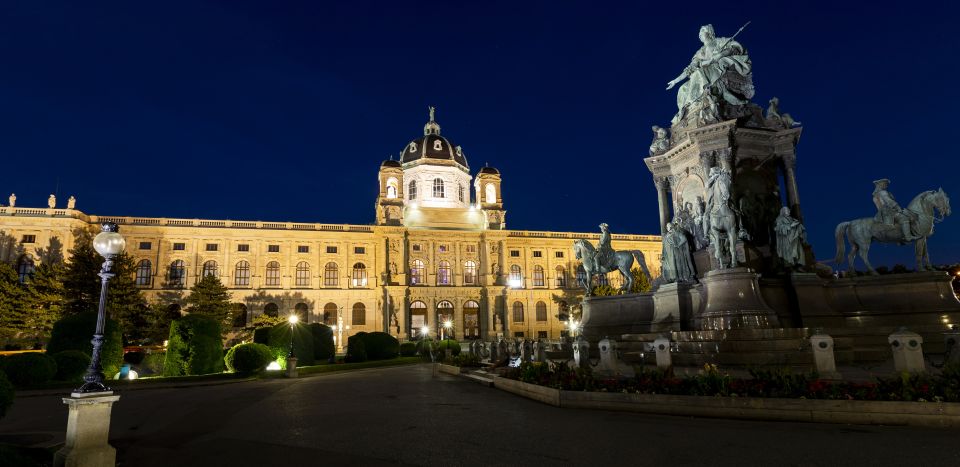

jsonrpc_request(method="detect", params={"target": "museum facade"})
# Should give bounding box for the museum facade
[0,110,660,341]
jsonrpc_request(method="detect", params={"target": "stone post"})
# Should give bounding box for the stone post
[653,335,672,371]
[573,336,590,369]
[809,333,841,380]
[654,177,671,234]
[285,357,298,378]
[889,329,925,373]
[597,338,618,376]
[54,392,121,467]
[944,325,960,365]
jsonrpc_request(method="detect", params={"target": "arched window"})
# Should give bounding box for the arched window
[463,261,477,285]
[202,260,218,278]
[295,302,309,323]
[352,302,366,325]
[265,261,280,287]
[485,183,496,204]
[264,302,279,317]
[576,264,586,286]
[463,300,480,338]
[433,178,445,198]
[532,265,545,287]
[458,184,464,202]
[295,261,310,287]
[234,261,250,286]
[168,260,186,287]
[410,259,425,285]
[351,263,367,287]
[323,302,338,325]
[135,259,152,286]
[536,301,548,322]
[509,265,522,284]
[437,261,451,285]
[408,181,417,200]
[410,301,427,337]
[512,301,524,322]
[555,266,566,288]
[16,255,34,283]
[324,262,338,287]
[232,303,248,328]
[386,177,398,199]
[437,301,454,334]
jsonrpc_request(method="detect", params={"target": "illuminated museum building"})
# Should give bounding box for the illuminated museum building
[0,111,660,340]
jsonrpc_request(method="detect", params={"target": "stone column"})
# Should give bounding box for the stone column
[654,177,671,234]
[781,154,803,222]
[54,392,121,467]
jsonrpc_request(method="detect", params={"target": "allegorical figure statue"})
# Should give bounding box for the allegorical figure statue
[661,222,697,283]
[666,23,754,125]
[67,196,76,209]
[774,207,806,268]
[872,178,916,242]
[649,125,670,156]
[765,97,801,129]
[7,193,15,207]
[47,194,56,209]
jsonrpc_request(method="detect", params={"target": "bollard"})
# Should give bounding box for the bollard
[889,328,925,373]
[54,392,121,467]
[573,336,591,369]
[652,335,672,371]
[809,333,841,380]
[597,338,618,376]
[286,357,298,378]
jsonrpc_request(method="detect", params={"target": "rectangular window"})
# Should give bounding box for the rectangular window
[21,235,36,244]
[466,245,476,253]
[412,244,421,252]
[298,245,309,253]
[268,245,280,253]
[138,241,151,250]
[326,246,338,254]
[205,244,218,252]
[438,245,447,253]
[510,250,520,257]
[537,331,548,339]
[237,244,250,252]
[173,242,185,251]
[532,251,542,258]
[354,247,365,254]
[555,251,564,258]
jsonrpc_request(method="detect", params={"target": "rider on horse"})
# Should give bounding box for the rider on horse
[872,178,916,243]
[594,223,614,271]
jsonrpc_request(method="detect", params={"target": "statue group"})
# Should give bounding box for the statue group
[572,223,651,295]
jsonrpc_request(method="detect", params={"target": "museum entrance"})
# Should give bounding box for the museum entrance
[463,300,480,339]
[410,301,427,338]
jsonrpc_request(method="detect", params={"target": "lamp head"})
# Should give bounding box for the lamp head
[288,314,299,325]
[93,222,125,258]
[443,320,453,329]
[420,326,429,336]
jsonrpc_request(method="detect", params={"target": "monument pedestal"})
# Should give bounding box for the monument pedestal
[651,282,697,331]
[54,392,120,467]
[697,267,779,330]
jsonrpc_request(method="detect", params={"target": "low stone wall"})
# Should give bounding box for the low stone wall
[489,377,960,428]
[437,363,468,376]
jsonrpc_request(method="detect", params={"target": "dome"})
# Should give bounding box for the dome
[399,107,469,169]
[380,159,401,168]
[478,166,499,175]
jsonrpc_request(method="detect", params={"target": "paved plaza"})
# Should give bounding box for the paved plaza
[0,365,958,466]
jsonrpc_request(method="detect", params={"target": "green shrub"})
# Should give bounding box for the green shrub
[361,332,399,360]
[163,314,225,376]
[0,371,12,419]
[266,324,315,368]
[346,332,367,363]
[141,352,165,375]
[416,338,435,362]
[46,312,123,378]
[451,353,482,368]
[308,323,335,361]
[2,353,57,387]
[52,350,90,382]
[123,351,145,365]
[399,342,417,357]
[253,327,271,345]
[224,343,273,374]
[436,339,461,356]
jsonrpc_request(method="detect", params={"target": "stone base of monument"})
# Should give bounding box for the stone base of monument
[697,267,780,330]
[651,282,699,331]
[580,293,655,341]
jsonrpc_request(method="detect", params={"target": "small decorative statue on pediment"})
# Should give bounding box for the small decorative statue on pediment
[8,193,15,207]
[765,97,801,129]
[649,125,671,156]
[67,196,76,209]
[661,221,697,283]
[774,207,806,269]
[47,194,56,209]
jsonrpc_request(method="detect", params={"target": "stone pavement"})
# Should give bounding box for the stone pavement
[0,364,958,466]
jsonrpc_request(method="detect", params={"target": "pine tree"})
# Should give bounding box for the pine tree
[0,262,29,339]
[107,253,149,342]
[185,275,233,327]
[62,227,102,315]
[24,261,66,341]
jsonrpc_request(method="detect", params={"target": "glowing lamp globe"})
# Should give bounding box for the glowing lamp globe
[420,326,429,336]
[288,314,299,325]
[93,223,125,258]
[443,320,453,329]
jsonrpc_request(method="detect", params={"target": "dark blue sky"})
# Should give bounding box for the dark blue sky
[1,1,958,267]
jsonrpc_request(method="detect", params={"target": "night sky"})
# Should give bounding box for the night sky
[1,1,958,267]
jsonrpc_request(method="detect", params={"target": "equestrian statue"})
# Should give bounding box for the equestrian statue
[573,223,652,296]
[703,165,748,269]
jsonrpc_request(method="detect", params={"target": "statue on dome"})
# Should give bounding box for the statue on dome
[572,224,651,295]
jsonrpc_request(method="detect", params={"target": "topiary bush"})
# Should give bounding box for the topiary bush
[52,350,90,382]
[224,343,273,374]
[46,312,123,379]
[0,371,13,419]
[416,338,435,362]
[345,332,368,363]
[163,314,225,376]
[436,338,461,357]
[266,324,315,368]
[2,353,57,387]
[253,327,271,345]
[141,352,165,375]
[361,332,399,360]
[399,342,417,357]
[308,323,335,361]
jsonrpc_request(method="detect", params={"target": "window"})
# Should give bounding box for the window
[408,142,417,152]
[264,303,279,318]
[485,183,496,203]
[509,265,522,284]
[138,241,151,250]
[294,303,308,323]
[298,245,309,253]
[135,260,152,286]
[463,301,480,338]
[21,235,36,244]
[408,181,417,200]
[237,244,249,252]
[296,261,310,287]
[324,262,338,286]
[351,263,367,287]
[168,260,186,287]
[433,178,445,198]
[410,259,425,285]
[173,242,185,251]
[202,260,218,278]
[438,244,447,253]
[437,301,454,334]
[412,244,421,252]
[268,245,280,253]
[533,265,545,287]
[555,251,564,258]
[326,246,338,254]
[410,301,427,336]
[555,266,567,287]
[458,184,464,202]
[433,139,442,151]
[537,331,548,339]
[323,302,338,325]
[466,245,476,253]
[576,265,586,286]
[510,250,520,257]
[265,261,280,286]
[234,261,250,286]
[386,177,398,199]
[17,256,34,283]
[463,261,477,285]
[533,251,542,258]
[437,261,451,285]
[536,301,548,322]
[205,243,218,252]
[352,303,366,325]
[354,246,365,254]
[512,301,524,322]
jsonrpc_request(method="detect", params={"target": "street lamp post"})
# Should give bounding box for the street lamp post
[286,314,299,378]
[77,222,126,394]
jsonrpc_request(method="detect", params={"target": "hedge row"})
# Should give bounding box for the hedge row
[46,311,123,378]
[346,332,399,363]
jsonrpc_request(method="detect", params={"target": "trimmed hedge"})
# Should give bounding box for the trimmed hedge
[266,324,315,368]
[436,339,461,356]
[224,343,273,374]
[0,371,12,419]
[141,352,165,375]
[252,327,271,345]
[163,314,224,376]
[399,342,417,357]
[346,332,368,363]
[46,312,123,378]
[416,339,434,362]
[308,323,335,361]
[52,350,90,382]
[362,332,399,360]
[2,353,57,387]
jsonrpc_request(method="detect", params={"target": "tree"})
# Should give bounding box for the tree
[185,275,233,327]
[24,262,66,341]
[106,253,149,341]
[0,262,28,339]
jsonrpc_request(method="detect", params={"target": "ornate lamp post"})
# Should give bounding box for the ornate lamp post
[286,314,299,378]
[442,319,453,340]
[77,222,126,394]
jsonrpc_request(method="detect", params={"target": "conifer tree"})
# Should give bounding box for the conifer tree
[24,261,66,340]
[0,262,28,339]
[185,274,233,327]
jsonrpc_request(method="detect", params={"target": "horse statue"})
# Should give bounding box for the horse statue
[572,239,651,295]
[704,166,745,269]
[835,188,951,274]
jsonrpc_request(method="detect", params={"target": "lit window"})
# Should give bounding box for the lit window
[265,261,280,286]
[409,181,417,200]
[352,263,367,287]
[555,266,566,287]
[386,177,398,199]
[234,261,250,286]
[463,261,477,285]
[168,260,186,287]
[135,260,152,286]
[510,265,522,284]
[202,260,218,278]
[437,261,451,285]
[324,262,338,287]
[512,302,524,322]
[296,261,310,287]
[536,301,548,322]
[485,183,496,203]
[437,301,454,332]
[533,265,544,287]
[466,245,476,253]
[410,260,425,285]
[576,265,586,286]
[458,184,464,202]
[433,178,445,198]
[352,303,366,325]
